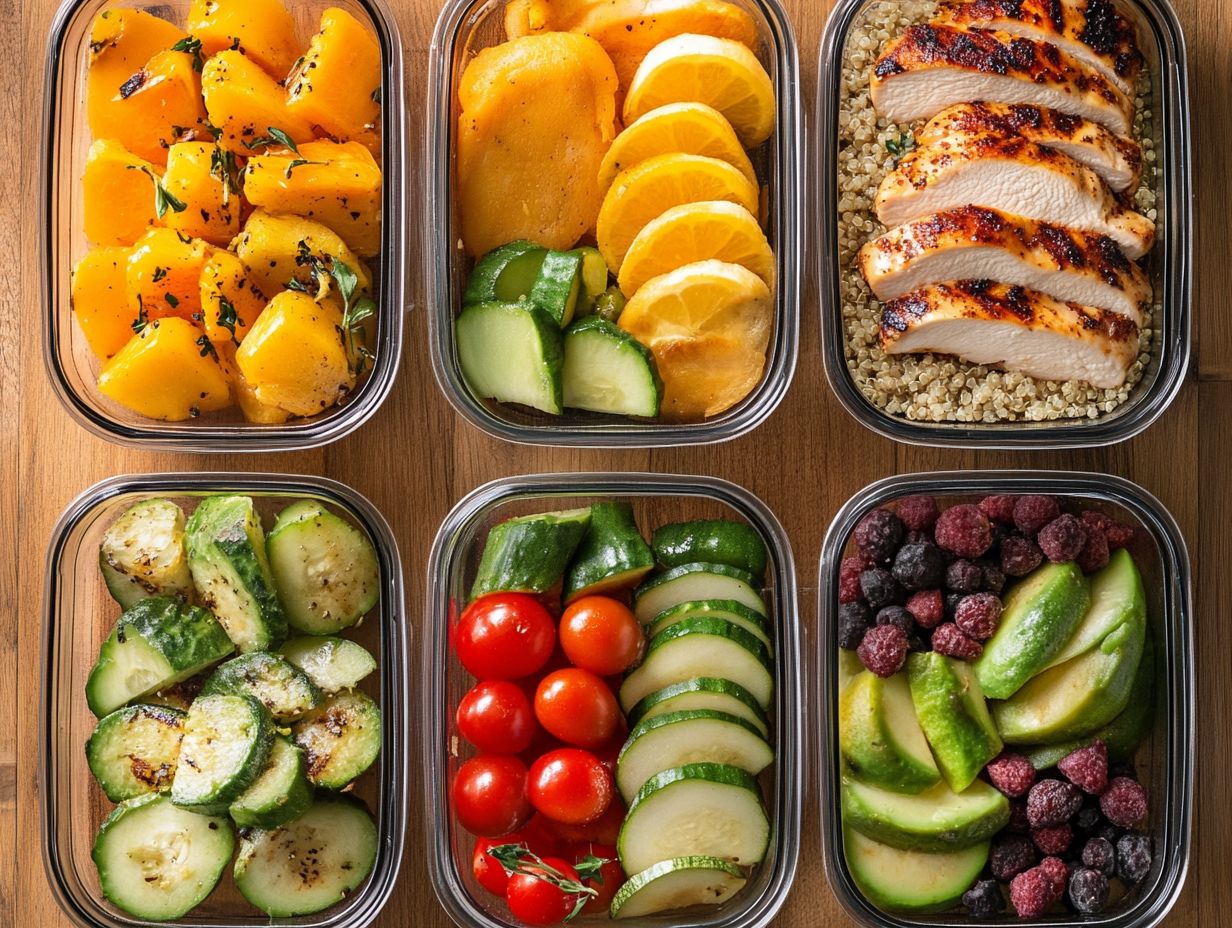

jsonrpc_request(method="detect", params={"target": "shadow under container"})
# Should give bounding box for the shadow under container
[818,471,1193,927]
[41,0,408,452]
[425,0,801,447]
[40,473,409,928]
[816,0,1191,448]
[423,473,803,926]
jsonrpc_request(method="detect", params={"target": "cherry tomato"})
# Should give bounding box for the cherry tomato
[559,596,644,675]
[534,668,620,748]
[457,680,537,754]
[570,842,624,915]
[505,857,584,926]
[520,813,566,857]
[472,834,521,896]
[455,594,555,681]
[529,748,614,825]
[543,797,626,847]
[451,754,532,837]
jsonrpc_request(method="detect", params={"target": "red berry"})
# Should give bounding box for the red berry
[1057,741,1109,795]
[905,589,944,628]
[931,622,983,660]
[1038,514,1088,563]
[1032,824,1074,856]
[1014,495,1062,535]
[934,504,993,558]
[839,555,870,604]
[1000,534,1044,577]
[1077,522,1111,573]
[1080,510,1114,534]
[1010,867,1055,918]
[896,495,939,532]
[1038,856,1069,897]
[1106,520,1136,549]
[856,624,908,678]
[980,494,1018,524]
[986,752,1036,798]
[1027,779,1082,827]
[954,592,1003,640]
[1100,777,1148,827]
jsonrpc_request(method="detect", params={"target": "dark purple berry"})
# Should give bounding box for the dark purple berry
[896,495,939,532]
[962,879,1005,917]
[1027,779,1082,827]
[954,592,1003,640]
[979,559,1007,593]
[1001,534,1044,577]
[1038,514,1088,563]
[945,558,983,593]
[859,567,903,609]
[1014,495,1062,535]
[857,624,908,678]
[1074,795,1103,833]
[875,605,915,637]
[892,541,944,591]
[990,833,1036,881]
[1007,800,1031,834]
[854,509,903,563]
[1081,836,1115,876]
[837,602,872,650]
[1115,833,1152,883]
[935,504,994,558]
[1068,867,1109,914]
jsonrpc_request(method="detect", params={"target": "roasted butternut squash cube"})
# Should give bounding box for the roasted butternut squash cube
[72,247,134,361]
[201,50,315,153]
[161,142,242,245]
[187,0,301,77]
[87,9,186,143]
[235,291,355,417]
[216,342,291,422]
[285,8,382,149]
[102,49,207,165]
[126,228,214,324]
[98,316,233,420]
[243,140,382,257]
[199,251,268,345]
[231,210,372,297]
[82,139,160,246]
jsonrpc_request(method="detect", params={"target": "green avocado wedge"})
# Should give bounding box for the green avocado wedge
[907,652,1002,792]
[839,670,940,794]
[1041,549,1146,671]
[841,775,1009,851]
[843,824,989,915]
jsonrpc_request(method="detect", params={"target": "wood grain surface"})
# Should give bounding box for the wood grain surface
[3,0,1229,925]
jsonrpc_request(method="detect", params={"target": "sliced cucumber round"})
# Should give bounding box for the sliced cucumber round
[271,499,327,533]
[93,793,234,921]
[202,651,321,721]
[634,563,766,624]
[561,316,662,417]
[292,690,382,789]
[648,599,772,649]
[99,498,194,610]
[230,735,315,829]
[844,825,989,914]
[170,693,273,815]
[86,704,185,802]
[234,795,378,916]
[652,520,769,579]
[279,635,377,695]
[610,856,747,919]
[626,677,769,739]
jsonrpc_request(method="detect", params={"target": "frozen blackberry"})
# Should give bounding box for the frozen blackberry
[896,495,939,532]
[1027,779,1082,827]
[837,602,872,650]
[839,555,870,604]
[1038,514,1088,563]
[935,504,994,558]
[986,752,1036,798]
[1014,495,1062,535]
[1106,520,1136,549]
[955,592,1003,641]
[962,879,1005,917]
[990,833,1036,881]
[979,559,1007,593]
[1095,822,1124,846]
[980,494,1018,524]
[1081,836,1115,876]
[1068,867,1109,914]
[891,541,944,590]
[1001,534,1044,577]
[1100,777,1148,827]
[1077,521,1111,573]
[860,567,903,609]
[875,605,915,637]
[905,589,944,628]
[931,622,983,660]
[854,508,904,563]
[1010,867,1055,918]
[1074,795,1103,833]
[1057,741,1108,794]
[1032,824,1073,856]
[1039,856,1069,897]
[1116,833,1152,883]
[945,558,984,593]
[857,624,908,678]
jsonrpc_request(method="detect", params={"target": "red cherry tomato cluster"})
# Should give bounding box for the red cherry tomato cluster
[452,592,644,923]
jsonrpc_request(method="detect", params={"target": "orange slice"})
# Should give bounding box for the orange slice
[599,102,757,189]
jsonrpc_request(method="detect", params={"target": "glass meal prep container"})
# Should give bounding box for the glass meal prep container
[424,0,801,447]
[40,473,409,928]
[815,0,1192,449]
[422,473,803,926]
[817,471,1193,927]
[40,0,407,452]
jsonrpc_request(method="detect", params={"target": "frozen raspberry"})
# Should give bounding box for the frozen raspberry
[1080,510,1113,533]
[837,602,872,650]
[1007,800,1031,834]
[857,624,908,678]
[859,567,903,609]
[875,605,915,637]
[1081,836,1115,875]
[896,495,939,532]
[1074,795,1103,833]
[945,558,984,593]
[1027,779,1082,827]
[892,542,944,590]
[1014,495,1062,535]
[1032,824,1073,856]
[1038,856,1069,897]
[1001,534,1044,576]
[962,879,1005,917]
[979,559,1007,593]
[986,752,1036,798]
[1116,833,1152,883]
[1100,777,1148,827]
[1077,522,1111,573]
[1057,741,1108,794]
[955,592,1003,640]
[1010,867,1055,918]
[931,623,983,660]
[854,509,904,563]
[1068,867,1110,914]
[980,493,1018,524]
[905,589,944,628]
[990,833,1036,881]
[839,555,870,603]
[1038,514,1088,563]
[1106,520,1136,549]
[935,504,994,558]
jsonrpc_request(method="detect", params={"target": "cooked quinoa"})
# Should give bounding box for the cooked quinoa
[836,0,1161,424]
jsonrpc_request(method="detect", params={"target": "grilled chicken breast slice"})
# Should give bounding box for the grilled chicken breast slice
[859,206,1150,323]
[875,133,1154,258]
[870,24,1134,136]
[934,0,1143,96]
[880,281,1139,388]
[918,102,1142,193]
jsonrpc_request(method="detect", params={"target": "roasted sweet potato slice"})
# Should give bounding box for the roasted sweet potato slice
[82,139,160,247]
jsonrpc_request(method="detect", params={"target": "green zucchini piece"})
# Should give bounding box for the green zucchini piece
[230,735,314,829]
[592,286,627,323]
[202,651,321,721]
[279,635,377,694]
[470,508,591,601]
[530,249,582,327]
[610,857,746,919]
[463,240,548,305]
[571,246,609,314]
[170,693,273,815]
[633,562,766,624]
[561,316,662,417]
[626,677,769,739]
[292,690,382,788]
[456,300,565,415]
[271,499,326,533]
[652,519,768,579]
[86,704,185,802]
[563,501,654,603]
[99,499,194,610]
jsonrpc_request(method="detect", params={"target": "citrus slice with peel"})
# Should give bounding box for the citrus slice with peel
[618,259,772,419]
[618,200,774,298]
[597,152,759,273]
[599,102,757,189]
[624,33,776,148]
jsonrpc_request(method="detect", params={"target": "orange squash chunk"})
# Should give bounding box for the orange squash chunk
[98,316,232,420]
[285,8,382,150]
[87,9,187,143]
[201,50,315,153]
[199,251,268,345]
[72,247,134,361]
[161,142,243,246]
[82,140,160,246]
[102,49,207,165]
[243,140,382,257]
[126,228,214,324]
[231,210,372,298]
[457,33,619,256]
[186,0,301,78]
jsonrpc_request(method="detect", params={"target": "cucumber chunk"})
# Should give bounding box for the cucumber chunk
[626,677,769,739]
[610,857,746,919]
[471,508,591,601]
[93,793,234,921]
[170,693,273,815]
[563,501,654,603]
[530,249,582,327]
[99,499,194,610]
[561,316,661,417]
[234,795,378,917]
[648,599,772,649]
[86,596,235,717]
[652,520,769,579]
[186,496,287,653]
[266,505,380,634]
[230,735,314,829]
[633,563,766,624]
[841,775,1009,852]
[271,499,326,533]
[292,691,382,788]
[463,240,548,306]
[86,704,185,802]
[617,763,770,876]
[202,651,321,721]
[843,825,989,914]
[279,635,377,694]
[456,300,564,415]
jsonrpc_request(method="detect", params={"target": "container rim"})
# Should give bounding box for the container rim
[38,0,409,453]
[38,472,409,928]
[813,0,1193,449]
[422,472,803,927]
[423,0,801,448]
[816,470,1194,928]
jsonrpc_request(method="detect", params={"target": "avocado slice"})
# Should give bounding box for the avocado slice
[843,824,989,914]
[840,671,940,794]
[1042,549,1145,671]
[842,774,1008,851]
[974,562,1091,699]
[907,652,1002,792]
[837,649,865,694]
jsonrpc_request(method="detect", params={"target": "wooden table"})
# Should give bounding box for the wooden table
[4,0,1230,924]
